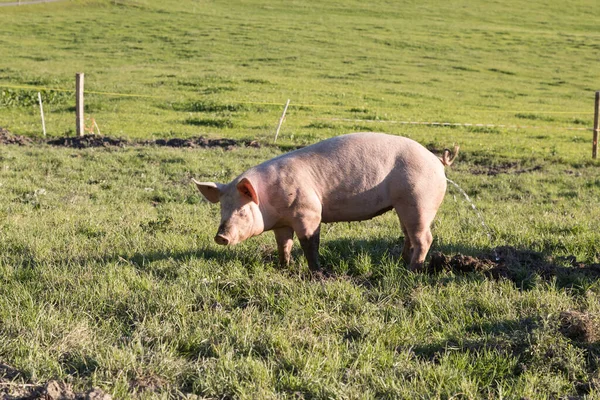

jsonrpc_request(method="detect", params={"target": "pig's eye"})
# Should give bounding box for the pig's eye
[238,209,247,217]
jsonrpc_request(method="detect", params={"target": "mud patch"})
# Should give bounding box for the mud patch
[44,135,261,150]
[428,246,600,282]
[47,135,128,149]
[428,252,508,279]
[0,362,111,399]
[469,162,543,176]
[425,146,543,176]
[559,311,600,344]
[129,374,167,393]
[0,127,33,146]
[144,136,260,149]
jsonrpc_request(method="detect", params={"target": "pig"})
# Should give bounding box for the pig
[193,132,458,272]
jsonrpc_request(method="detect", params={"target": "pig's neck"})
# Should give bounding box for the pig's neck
[251,203,266,236]
[257,200,276,232]
[247,169,283,233]
[254,184,280,232]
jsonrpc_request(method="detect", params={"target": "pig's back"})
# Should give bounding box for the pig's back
[253,132,446,223]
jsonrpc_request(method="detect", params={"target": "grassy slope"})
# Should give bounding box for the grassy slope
[1,0,599,154]
[1,0,600,399]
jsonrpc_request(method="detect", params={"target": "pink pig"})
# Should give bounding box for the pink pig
[193,132,458,271]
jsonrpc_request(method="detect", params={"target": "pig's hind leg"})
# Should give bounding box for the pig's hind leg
[394,205,435,271]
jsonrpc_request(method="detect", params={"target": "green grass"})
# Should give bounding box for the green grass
[0,0,598,148]
[1,0,600,398]
[1,145,600,399]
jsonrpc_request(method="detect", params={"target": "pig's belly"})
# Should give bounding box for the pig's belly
[321,205,394,223]
[320,191,395,223]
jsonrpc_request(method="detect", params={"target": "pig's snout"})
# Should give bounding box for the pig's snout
[214,234,230,246]
[215,223,231,246]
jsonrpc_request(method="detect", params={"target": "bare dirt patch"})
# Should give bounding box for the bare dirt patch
[424,145,543,176]
[0,363,111,399]
[0,127,33,146]
[469,162,543,176]
[47,135,128,149]
[428,246,600,282]
[428,252,507,278]
[1,362,111,400]
[43,135,261,150]
[143,136,261,149]
[129,374,168,393]
[559,311,600,344]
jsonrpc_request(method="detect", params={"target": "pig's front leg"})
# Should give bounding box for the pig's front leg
[297,224,321,271]
[274,227,294,267]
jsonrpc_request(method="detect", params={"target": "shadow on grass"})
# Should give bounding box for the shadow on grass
[321,236,490,265]
[317,236,600,290]
[106,246,268,279]
[318,235,488,276]
[17,233,597,289]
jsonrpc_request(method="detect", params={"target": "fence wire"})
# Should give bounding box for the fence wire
[0,82,594,132]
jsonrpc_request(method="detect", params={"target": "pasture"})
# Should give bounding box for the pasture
[1,0,600,398]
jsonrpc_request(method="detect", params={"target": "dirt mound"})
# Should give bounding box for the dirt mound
[0,362,111,399]
[428,252,508,279]
[428,246,600,281]
[44,135,261,150]
[145,136,261,149]
[559,311,600,344]
[129,374,167,393]
[0,127,33,146]
[47,135,128,149]
[0,130,264,150]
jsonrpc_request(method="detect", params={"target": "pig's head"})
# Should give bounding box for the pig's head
[193,177,264,246]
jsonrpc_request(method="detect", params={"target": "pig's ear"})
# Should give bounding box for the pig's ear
[192,178,222,203]
[236,177,259,205]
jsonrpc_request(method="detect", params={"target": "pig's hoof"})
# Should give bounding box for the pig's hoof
[308,269,334,281]
[409,263,426,273]
[310,270,328,280]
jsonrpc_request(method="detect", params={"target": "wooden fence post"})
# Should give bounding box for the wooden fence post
[76,73,84,137]
[593,91,599,159]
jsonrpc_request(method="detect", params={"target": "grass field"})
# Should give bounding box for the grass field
[1,0,600,399]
